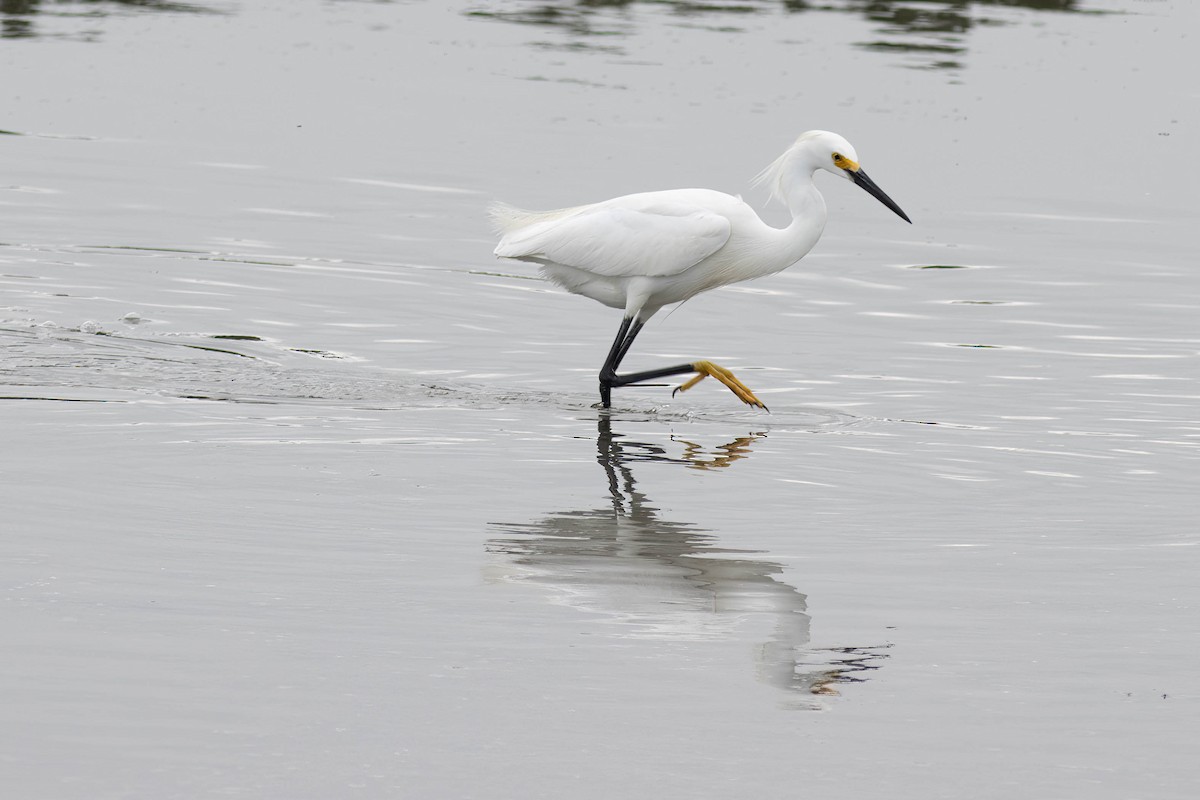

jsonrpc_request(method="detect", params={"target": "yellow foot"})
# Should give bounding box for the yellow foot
[671,360,769,411]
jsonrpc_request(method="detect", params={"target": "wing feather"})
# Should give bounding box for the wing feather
[494,202,731,278]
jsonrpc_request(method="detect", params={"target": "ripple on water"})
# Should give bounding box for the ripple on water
[0,323,872,434]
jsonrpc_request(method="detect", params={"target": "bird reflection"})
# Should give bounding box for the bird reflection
[487,416,888,706]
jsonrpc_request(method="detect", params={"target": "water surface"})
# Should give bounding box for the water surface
[2,1,1197,797]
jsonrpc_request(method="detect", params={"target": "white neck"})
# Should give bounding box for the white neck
[775,157,827,263]
[782,169,827,229]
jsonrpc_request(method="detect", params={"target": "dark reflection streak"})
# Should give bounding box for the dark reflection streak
[10,0,221,12]
[467,0,1091,71]
[0,395,110,402]
[487,415,891,705]
[2,0,224,40]
[816,644,893,683]
[5,1,1102,60]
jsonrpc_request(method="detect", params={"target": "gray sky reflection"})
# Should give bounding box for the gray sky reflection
[487,416,890,705]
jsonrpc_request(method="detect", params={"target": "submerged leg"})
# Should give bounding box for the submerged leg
[597,316,767,411]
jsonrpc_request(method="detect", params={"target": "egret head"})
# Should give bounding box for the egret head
[801,130,911,224]
[798,130,860,180]
[754,130,910,223]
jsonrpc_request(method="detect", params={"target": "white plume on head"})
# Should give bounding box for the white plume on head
[753,131,856,204]
[751,146,795,206]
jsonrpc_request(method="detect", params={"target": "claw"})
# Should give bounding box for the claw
[672,371,709,397]
[673,360,768,411]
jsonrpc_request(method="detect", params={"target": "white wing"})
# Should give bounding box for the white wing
[494,200,732,278]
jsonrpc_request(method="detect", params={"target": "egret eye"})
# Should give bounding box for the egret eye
[832,153,842,162]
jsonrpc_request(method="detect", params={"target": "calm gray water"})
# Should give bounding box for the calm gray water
[3,1,1198,797]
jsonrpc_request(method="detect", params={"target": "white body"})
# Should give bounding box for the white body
[491,131,861,323]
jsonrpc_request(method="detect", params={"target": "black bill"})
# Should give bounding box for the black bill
[851,168,911,224]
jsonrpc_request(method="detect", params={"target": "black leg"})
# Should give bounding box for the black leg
[609,362,703,387]
[613,318,644,370]
[598,316,633,408]
[599,315,697,407]
[597,316,768,410]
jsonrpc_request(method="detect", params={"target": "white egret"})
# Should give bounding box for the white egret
[490,130,910,410]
